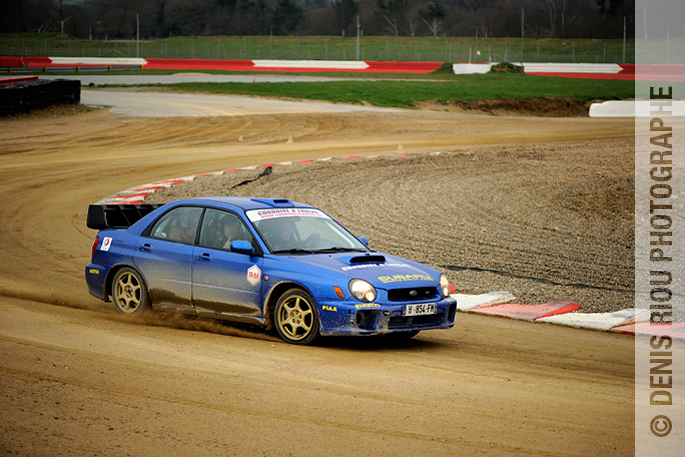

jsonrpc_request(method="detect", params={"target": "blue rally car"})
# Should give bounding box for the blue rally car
[85,197,456,345]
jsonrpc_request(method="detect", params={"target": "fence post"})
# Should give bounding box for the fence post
[572,41,575,63]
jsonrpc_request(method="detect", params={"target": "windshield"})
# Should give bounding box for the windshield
[246,208,369,255]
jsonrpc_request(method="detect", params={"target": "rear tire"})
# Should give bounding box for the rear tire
[112,268,149,316]
[274,290,320,345]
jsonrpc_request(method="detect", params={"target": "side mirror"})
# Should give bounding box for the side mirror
[358,236,369,247]
[230,240,254,255]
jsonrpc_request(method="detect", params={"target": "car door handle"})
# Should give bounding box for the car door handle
[140,243,153,252]
[197,253,212,262]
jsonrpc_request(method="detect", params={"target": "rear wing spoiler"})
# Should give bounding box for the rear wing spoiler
[87,204,164,230]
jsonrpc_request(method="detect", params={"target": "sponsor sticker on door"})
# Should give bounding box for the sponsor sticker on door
[247,265,261,286]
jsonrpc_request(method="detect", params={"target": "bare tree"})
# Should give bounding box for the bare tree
[541,0,579,38]
[376,0,407,36]
[419,2,446,37]
[540,0,558,36]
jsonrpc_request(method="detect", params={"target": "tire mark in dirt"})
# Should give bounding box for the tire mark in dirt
[0,336,589,457]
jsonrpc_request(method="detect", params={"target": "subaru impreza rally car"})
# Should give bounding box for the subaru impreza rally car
[85,197,456,345]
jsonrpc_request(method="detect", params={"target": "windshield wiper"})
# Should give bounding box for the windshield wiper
[271,248,316,255]
[311,247,367,253]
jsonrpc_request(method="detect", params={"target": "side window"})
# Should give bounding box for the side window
[148,207,203,244]
[198,209,253,250]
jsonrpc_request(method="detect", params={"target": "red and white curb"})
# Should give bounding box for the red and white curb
[451,291,514,311]
[96,151,415,205]
[455,293,681,339]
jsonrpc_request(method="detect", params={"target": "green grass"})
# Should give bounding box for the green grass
[1,33,636,64]
[122,73,635,108]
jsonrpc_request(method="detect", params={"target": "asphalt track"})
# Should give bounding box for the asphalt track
[0,89,637,456]
[79,89,401,117]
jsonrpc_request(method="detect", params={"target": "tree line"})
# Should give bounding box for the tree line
[3,0,634,41]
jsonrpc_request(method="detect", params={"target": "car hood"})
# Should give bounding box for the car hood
[289,252,440,289]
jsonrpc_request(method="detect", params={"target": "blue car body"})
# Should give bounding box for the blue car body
[85,197,456,342]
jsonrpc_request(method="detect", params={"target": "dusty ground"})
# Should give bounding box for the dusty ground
[0,101,636,456]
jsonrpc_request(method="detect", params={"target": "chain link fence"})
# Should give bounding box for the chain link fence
[0,36,636,64]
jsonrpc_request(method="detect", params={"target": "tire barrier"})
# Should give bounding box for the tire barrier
[0,78,80,116]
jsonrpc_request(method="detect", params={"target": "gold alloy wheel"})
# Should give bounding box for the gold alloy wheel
[114,270,143,314]
[276,292,318,343]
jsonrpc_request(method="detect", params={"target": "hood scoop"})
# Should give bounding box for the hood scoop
[349,255,386,264]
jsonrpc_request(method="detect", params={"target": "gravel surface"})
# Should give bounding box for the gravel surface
[147,138,635,313]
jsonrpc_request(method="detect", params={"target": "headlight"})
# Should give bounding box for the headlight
[349,279,377,303]
[440,274,450,298]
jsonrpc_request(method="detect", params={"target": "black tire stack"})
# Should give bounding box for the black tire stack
[0,79,81,116]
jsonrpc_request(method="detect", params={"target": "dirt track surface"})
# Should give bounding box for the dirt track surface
[0,102,634,456]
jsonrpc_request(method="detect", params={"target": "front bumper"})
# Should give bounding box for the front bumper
[317,296,457,336]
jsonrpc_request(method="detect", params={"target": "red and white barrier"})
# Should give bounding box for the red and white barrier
[50,57,147,66]
[1,56,442,74]
[144,58,443,74]
[0,56,146,68]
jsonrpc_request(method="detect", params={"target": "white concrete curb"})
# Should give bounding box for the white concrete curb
[536,308,650,331]
[451,291,515,311]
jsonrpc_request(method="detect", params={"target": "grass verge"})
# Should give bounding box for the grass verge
[120,73,634,108]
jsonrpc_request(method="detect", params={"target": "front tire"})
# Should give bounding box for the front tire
[112,268,149,315]
[274,290,320,345]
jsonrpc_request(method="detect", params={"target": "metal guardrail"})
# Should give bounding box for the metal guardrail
[0,65,143,75]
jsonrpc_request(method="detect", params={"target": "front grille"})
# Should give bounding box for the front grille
[387,287,438,302]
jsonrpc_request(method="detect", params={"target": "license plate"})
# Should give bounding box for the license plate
[404,303,437,316]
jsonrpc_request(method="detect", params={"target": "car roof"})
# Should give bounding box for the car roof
[189,196,314,211]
